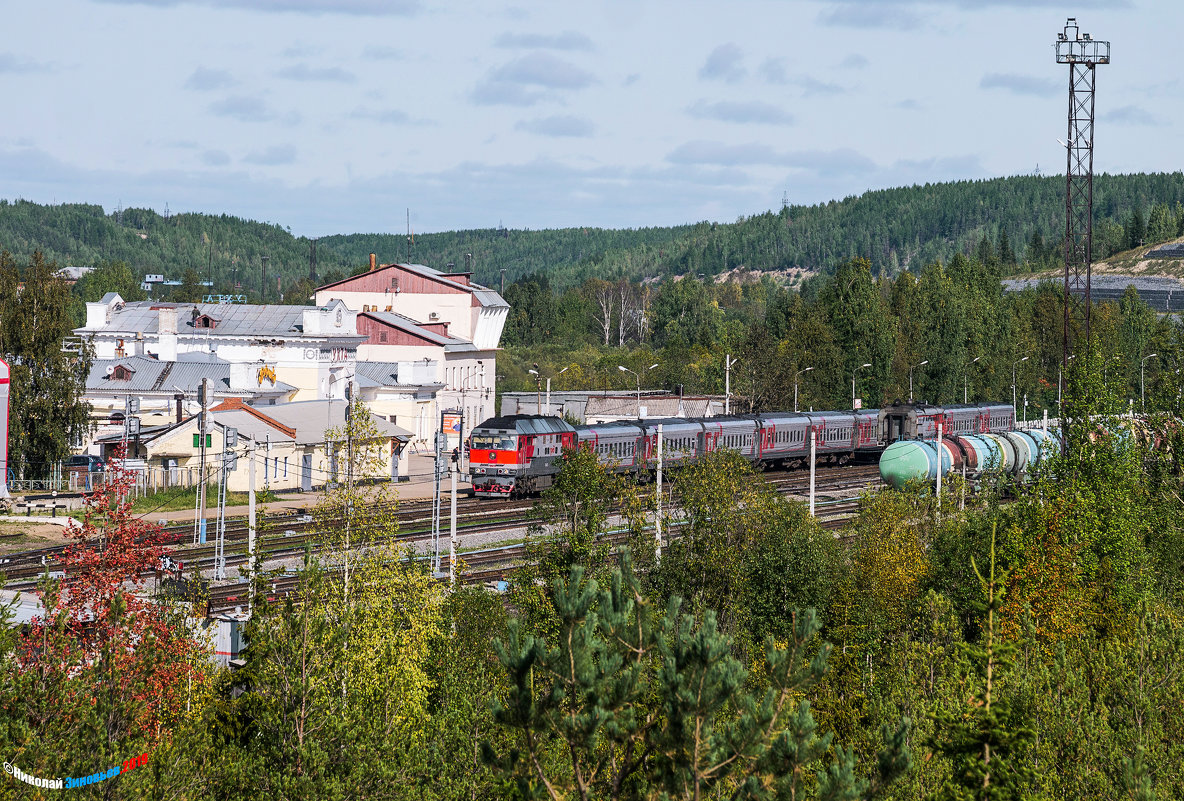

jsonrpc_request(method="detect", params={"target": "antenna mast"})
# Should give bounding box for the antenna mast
[1055,17,1109,385]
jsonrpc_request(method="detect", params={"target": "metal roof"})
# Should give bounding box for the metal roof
[86,356,295,395]
[247,399,412,445]
[77,301,363,342]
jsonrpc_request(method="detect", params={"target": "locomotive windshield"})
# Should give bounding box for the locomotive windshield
[471,434,516,450]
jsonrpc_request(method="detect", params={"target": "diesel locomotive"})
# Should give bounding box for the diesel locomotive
[468,401,1015,498]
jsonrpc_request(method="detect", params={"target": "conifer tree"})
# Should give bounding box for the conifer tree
[931,525,1033,800]
[486,553,911,800]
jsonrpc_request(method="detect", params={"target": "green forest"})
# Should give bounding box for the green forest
[500,245,1184,421]
[5,375,1184,799]
[3,171,1183,303]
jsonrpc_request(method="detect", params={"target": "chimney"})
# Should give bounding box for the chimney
[174,392,184,424]
[369,253,376,271]
[157,307,178,361]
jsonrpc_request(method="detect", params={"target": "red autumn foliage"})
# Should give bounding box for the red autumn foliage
[20,446,209,741]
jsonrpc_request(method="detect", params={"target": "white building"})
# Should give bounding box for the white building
[76,293,363,402]
[314,260,508,444]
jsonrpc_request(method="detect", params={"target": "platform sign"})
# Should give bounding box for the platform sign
[854,398,863,410]
[442,413,463,436]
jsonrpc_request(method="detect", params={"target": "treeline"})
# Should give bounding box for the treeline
[3,172,1183,297]
[502,254,1182,417]
[5,377,1184,798]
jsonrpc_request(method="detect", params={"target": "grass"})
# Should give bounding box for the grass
[131,484,279,514]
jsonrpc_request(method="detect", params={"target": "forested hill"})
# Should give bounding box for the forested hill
[2,171,1182,297]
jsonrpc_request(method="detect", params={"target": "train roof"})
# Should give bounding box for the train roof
[472,415,576,435]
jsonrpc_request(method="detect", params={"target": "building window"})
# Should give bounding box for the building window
[379,331,388,343]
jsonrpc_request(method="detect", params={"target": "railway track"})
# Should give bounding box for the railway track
[2,462,882,592]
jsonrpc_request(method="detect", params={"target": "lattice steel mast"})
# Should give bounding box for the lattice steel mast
[1056,18,1109,376]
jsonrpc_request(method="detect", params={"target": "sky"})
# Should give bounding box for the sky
[1,0,1178,237]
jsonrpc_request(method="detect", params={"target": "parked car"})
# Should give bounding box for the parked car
[66,455,105,473]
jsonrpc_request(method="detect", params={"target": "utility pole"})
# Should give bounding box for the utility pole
[655,423,663,561]
[935,421,943,516]
[431,411,443,576]
[193,378,211,545]
[260,255,269,304]
[344,383,354,600]
[808,426,816,517]
[449,451,458,587]
[724,354,738,414]
[247,437,257,614]
[215,426,237,581]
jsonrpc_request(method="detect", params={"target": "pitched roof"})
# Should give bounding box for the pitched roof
[76,300,364,341]
[318,262,509,309]
[86,356,296,395]
[247,399,412,445]
[361,311,478,352]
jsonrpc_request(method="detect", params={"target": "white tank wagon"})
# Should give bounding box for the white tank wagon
[878,428,1061,490]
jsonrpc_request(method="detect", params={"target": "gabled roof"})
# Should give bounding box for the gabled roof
[75,301,364,342]
[247,399,412,446]
[353,361,445,391]
[317,262,509,309]
[361,311,479,352]
[211,397,297,438]
[86,356,296,395]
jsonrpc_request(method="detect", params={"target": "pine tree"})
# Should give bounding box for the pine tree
[486,553,911,800]
[931,525,1034,800]
[996,230,1015,266]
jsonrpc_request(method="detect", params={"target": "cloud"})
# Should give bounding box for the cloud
[494,31,593,51]
[687,100,793,125]
[362,45,402,60]
[623,73,640,86]
[668,141,878,177]
[758,58,787,85]
[699,44,746,83]
[0,53,53,74]
[797,75,845,96]
[244,145,297,165]
[1102,105,1161,126]
[668,141,784,167]
[184,67,235,91]
[515,115,594,137]
[471,52,596,105]
[199,149,231,166]
[469,81,546,107]
[818,4,922,30]
[490,52,596,90]
[349,107,414,125]
[894,98,922,110]
[92,0,422,14]
[276,63,356,83]
[839,54,868,70]
[208,95,277,123]
[980,73,1059,97]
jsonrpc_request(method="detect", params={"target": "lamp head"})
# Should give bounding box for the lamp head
[648,363,659,370]
[618,365,628,373]
[919,360,929,367]
[803,366,814,373]
[528,369,538,376]
[861,362,871,369]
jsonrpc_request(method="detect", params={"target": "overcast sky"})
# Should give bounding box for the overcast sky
[1,0,1176,236]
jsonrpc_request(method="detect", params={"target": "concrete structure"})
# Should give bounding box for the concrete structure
[93,397,411,491]
[76,294,363,402]
[84,353,297,440]
[499,391,726,424]
[315,260,508,447]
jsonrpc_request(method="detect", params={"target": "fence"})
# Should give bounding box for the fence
[9,467,205,497]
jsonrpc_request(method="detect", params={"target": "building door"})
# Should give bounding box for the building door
[301,452,313,492]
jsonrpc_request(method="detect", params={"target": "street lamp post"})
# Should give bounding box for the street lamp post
[852,362,872,409]
[909,359,929,403]
[528,365,541,413]
[1141,353,1158,412]
[724,354,739,414]
[794,366,814,412]
[618,363,659,417]
[964,356,980,404]
[1012,356,1029,418]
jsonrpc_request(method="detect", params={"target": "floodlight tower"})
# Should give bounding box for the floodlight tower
[1056,17,1109,379]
